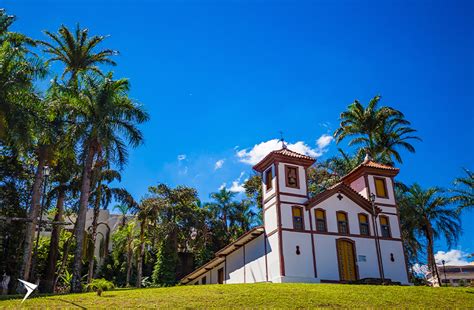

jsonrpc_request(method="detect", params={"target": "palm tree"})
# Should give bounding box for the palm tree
[334,95,420,164]
[113,204,130,227]
[40,24,117,85]
[112,221,137,287]
[451,168,473,213]
[70,75,149,292]
[229,199,259,238]
[208,188,237,233]
[397,184,461,285]
[86,164,134,283]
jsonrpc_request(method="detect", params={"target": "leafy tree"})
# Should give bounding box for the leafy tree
[397,184,461,285]
[152,237,179,286]
[207,188,236,233]
[243,174,263,210]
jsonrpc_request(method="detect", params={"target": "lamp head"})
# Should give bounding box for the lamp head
[370,193,376,203]
[43,165,50,177]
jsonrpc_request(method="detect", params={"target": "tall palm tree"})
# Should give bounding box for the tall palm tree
[397,184,461,285]
[40,24,117,85]
[451,168,473,213]
[70,75,149,292]
[208,188,237,233]
[334,95,420,164]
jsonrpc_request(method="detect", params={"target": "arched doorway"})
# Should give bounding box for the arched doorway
[336,239,357,282]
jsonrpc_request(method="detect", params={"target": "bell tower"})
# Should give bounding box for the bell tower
[253,145,315,282]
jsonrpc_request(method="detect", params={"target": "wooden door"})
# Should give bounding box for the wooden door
[217,268,224,284]
[337,239,357,282]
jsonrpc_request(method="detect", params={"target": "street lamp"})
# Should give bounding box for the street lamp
[442,259,448,287]
[370,193,385,284]
[31,165,50,281]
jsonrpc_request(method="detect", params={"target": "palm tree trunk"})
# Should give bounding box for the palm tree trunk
[41,186,65,293]
[136,220,145,288]
[71,144,96,293]
[126,239,132,287]
[426,228,441,286]
[87,181,102,284]
[19,146,47,285]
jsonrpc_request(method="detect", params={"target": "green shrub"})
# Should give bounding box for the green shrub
[86,278,115,296]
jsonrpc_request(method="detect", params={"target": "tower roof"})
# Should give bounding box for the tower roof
[253,147,316,172]
[341,159,399,183]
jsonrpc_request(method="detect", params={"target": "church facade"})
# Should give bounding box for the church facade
[181,147,410,285]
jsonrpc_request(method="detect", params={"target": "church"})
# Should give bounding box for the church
[180,145,410,285]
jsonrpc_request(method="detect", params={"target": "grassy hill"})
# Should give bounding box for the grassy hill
[1,283,473,308]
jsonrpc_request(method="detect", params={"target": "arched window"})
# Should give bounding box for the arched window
[358,213,370,236]
[292,206,304,230]
[315,209,327,232]
[380,216,391,238]
[337,211,349,234]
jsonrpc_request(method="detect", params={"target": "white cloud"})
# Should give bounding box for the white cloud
[435,249,471,266]
[177,154,186,161]
[316,134,334,150]
[214,159,224,170]
[219,172,247,193]
[236,139,316,165]
[229,181,246,193]
[236,135,334,166]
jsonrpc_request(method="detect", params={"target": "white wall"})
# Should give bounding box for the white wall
[380,240,409,284]
[226,247,245,284]
[245,234,267,282]
[264,204,278,233]
[350,176,368,199]
[314,235,339,280]
[282,231,315,280]
[310,194,373,236]
[368,175,396,205]
[267,233,281,282]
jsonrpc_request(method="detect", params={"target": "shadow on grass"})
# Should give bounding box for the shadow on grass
[56,298,87,309]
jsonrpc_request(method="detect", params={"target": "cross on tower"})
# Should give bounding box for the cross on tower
[279,131,287,149]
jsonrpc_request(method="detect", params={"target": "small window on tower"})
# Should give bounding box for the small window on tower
[265,168,273,190]
[315,209,327,232]
[374,177,388,198]
[286,166,299,188]
[380,216,391,238]
[292,206,304,230]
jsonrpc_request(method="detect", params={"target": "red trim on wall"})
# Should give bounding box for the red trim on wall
[275,161,285,276]
[307,208,318,278]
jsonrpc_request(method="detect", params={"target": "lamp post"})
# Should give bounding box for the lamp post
[370,193,385,284]
[31,165,50,281]
[442,259,448,287]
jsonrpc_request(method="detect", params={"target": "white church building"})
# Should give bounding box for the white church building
[181,146,410,285]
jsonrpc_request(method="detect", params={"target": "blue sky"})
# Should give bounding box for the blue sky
[5,1,473,260]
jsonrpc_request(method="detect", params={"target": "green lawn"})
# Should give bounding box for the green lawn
[1,283,473,309]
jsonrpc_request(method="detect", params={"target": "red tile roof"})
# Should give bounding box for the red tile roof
[253,147,316,172]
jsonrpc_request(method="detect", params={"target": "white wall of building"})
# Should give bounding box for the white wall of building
[368,175,396,205]
[380,240,409,283]
[350,176,368,198]
[282,231,316,281]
